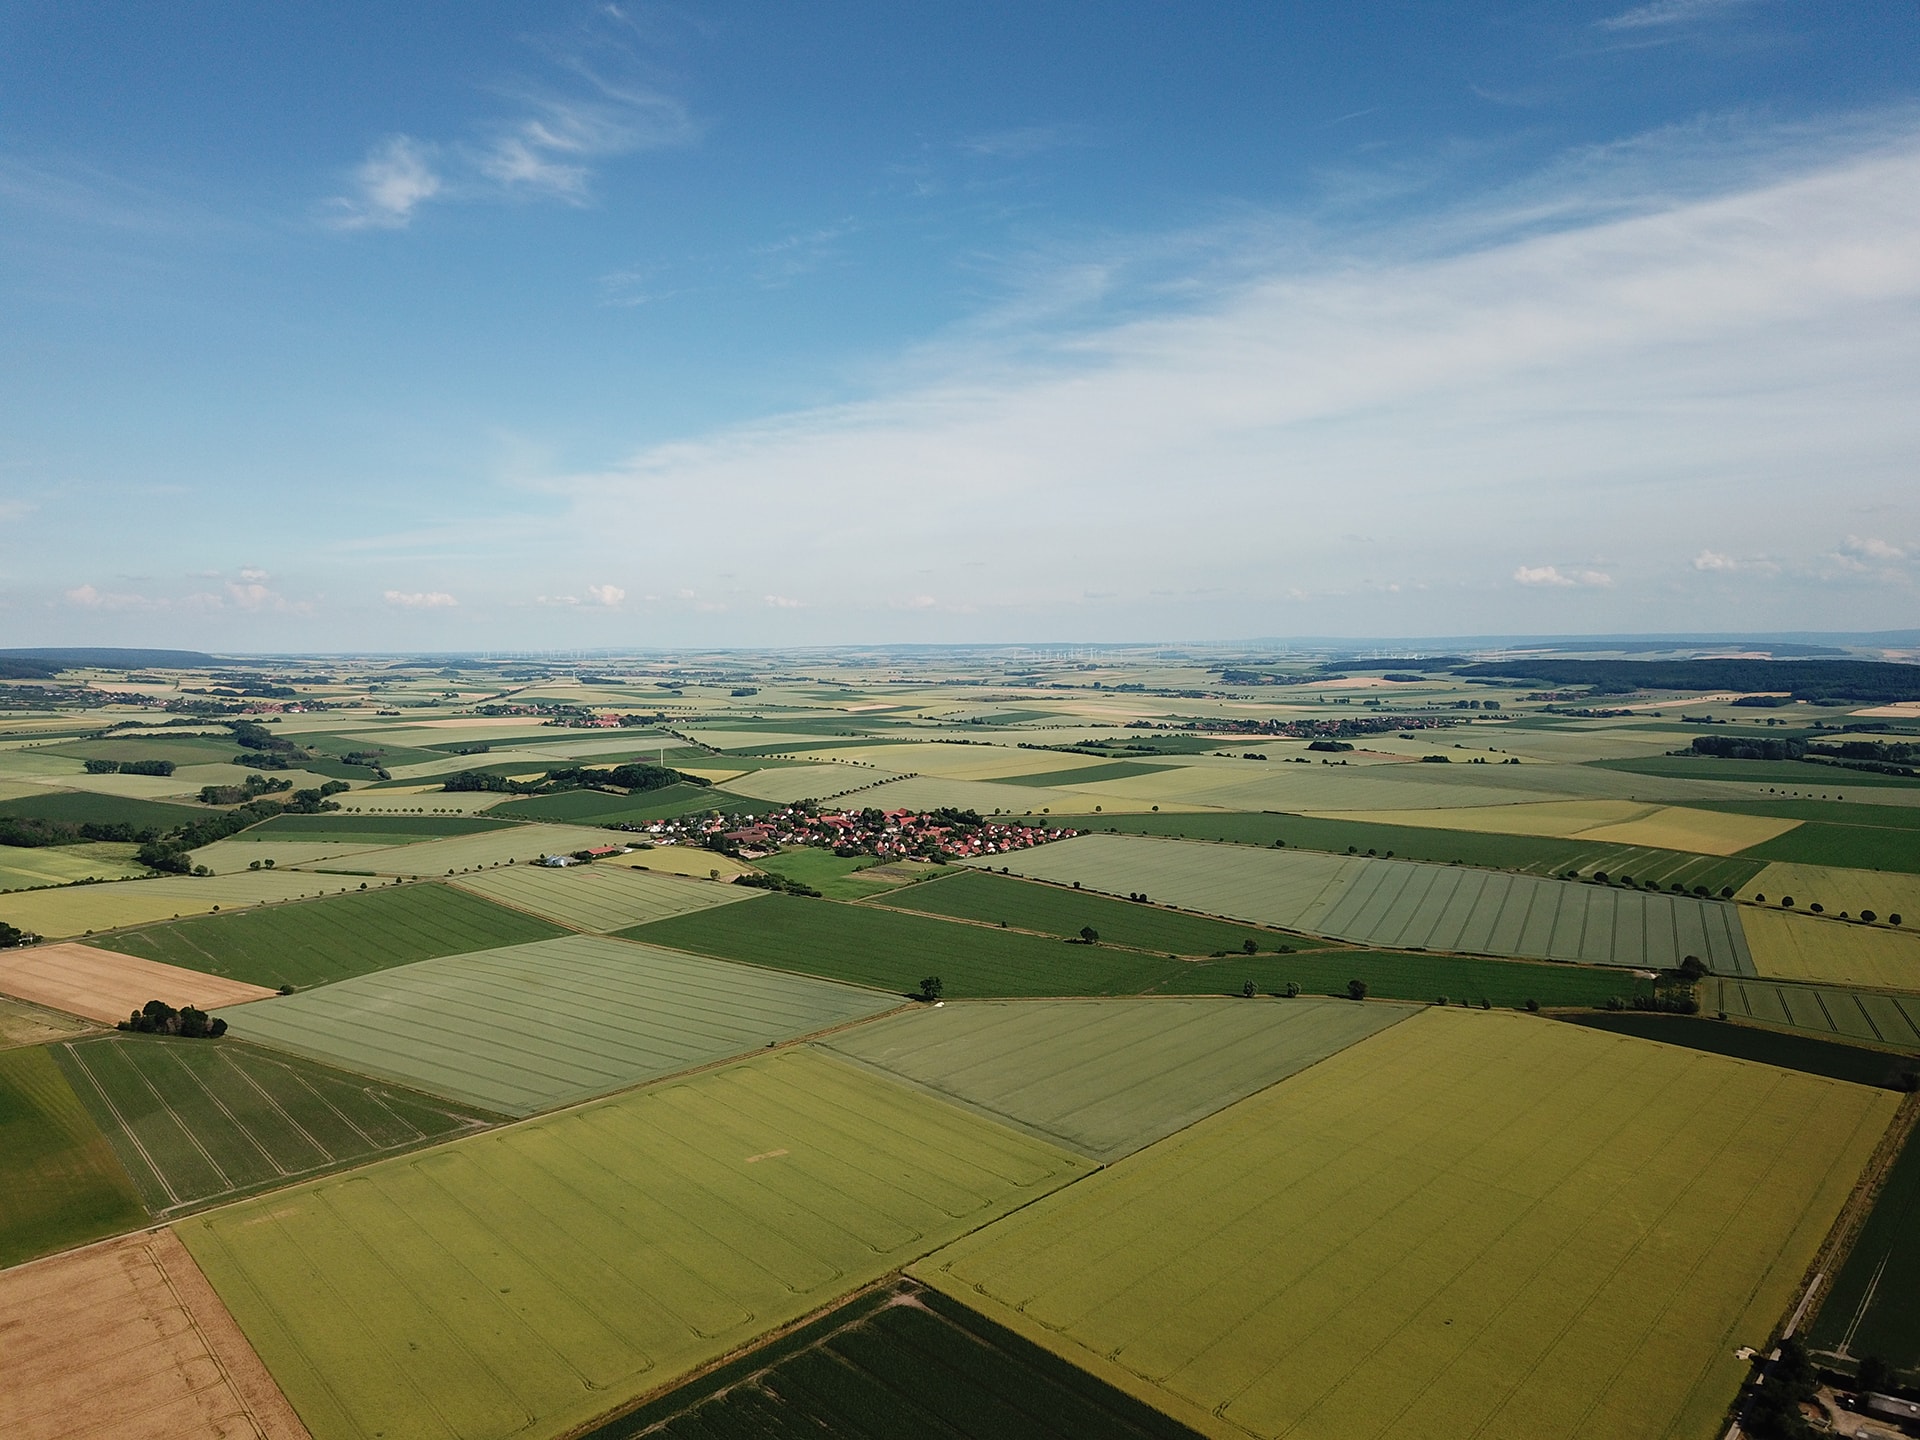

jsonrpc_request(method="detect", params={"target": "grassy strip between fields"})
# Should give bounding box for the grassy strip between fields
[1560,1013,1920,1089]
[0,1044,148,1268]
[624,893,1652,1008]
[251,812,511,837]
[1050,811,1764,891]
[102,880,568,989]
[578,1278,1204,1440]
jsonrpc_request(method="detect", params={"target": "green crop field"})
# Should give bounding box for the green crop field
[177,1047,1093,1440]
[1738,821,1920,874]
[1560,1013,1919,1087]
[0,788,203,830]
[624,893,1185,998]
[252,812,512,838]
[487,782,770,825]
[1706,976,1920,1050]
[985,833,1756,973]
[216,933,896,1114]
[916,1008,1897,1440]
[1698,798,1920,829]
[104,881,567,989]
[1808,1122,1920,1384]
[1593,755,1920,789]
[450,864,759,931]
[822,997,1415,1158]
[997,760,1174,787]
[334,823,650,877]
[755,846,906,899]
[1060,810,1765,892]
[54,1034,498,1215]
[875,869,1336,954]
[0,840,148,891]
[585,1278,1203,1440]
[0,1044,148,1267]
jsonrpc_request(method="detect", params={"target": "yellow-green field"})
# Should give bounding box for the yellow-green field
[0,842,148,892]
[1301,799,1657,838]
[916,1008,1893,1440]
[178,1047,1093,1440]
[1569,806,1799,856]
[1743,862,1920,923]
[1739,906,1920,990]
[449,862,759,931]
[0,870,366,938]
[716,762,894,803]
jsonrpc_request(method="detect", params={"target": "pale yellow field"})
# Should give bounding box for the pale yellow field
[850,775,1192,816]
[342,824,642,876]
[717,763,894,803]
[0,870,346,938]
[618,849,755,879]
[1744,863,1920,921]
[188,840,396,874]
[1303,800,1657,837]
[787,743,1105,781]
[1741,906,1920,990]
[334,790,511,814]
[1570,807,1799,856]
[0,842,149,892]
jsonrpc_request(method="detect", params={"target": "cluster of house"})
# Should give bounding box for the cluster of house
[602,805,1075,863]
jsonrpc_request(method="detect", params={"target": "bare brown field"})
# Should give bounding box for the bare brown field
[0,1229,310,1440]
[0,943,278,1024]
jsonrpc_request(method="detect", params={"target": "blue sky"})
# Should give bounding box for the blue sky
[2,1,1916,649]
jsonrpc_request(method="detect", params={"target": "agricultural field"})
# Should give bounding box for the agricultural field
[487,780,765,825]
[102,882,567,989]
[755,845,916,899]
[822,997,1415,1158]
[451,862,757,931]
[0,993,91,1048]
[1596,754,1920,790]
[55,1034,497,1215]
[214,933,896,1113]
[1740,861,1920,922]
[1151,948,1652,1009]
[176,1047,1094,1440]
[336,823,646,876]
[1739,907,1920,990]
[0,1043,148,1267]
[1562,1012,1920,1087]
[1705,975,1920,1049]
[0,1230,310,1440]
[915,1008,1897,1440]
[717,761,896,803]
[982,833,1755,972]
[248,812,512,840]
[624,892,1186,998]
[190,839,401,873]
[0,787,204,830]
[1808,1118,1920,1384]
[877,868,1336,954]
[589,1278,1205,1440]
[0,941,278,1023]
[0,840,148,891]
[0,868,352,938]
[618,846,757,878]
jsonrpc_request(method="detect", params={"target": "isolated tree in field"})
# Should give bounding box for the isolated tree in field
[1677,955,1709,981]
[1241,938,1257,954]
[1242,980,1256,998]
[917,975,943,1003]
[1283,981,1300,997]
[1346,978,1368,1001]
[1079,925,1098,944]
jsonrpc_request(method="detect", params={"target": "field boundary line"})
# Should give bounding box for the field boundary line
[167,1047,300,1180]
[60,1039,184,1210]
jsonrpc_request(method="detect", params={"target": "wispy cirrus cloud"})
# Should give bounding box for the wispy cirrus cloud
[327,137,442,231]
[1597,0,1760,32]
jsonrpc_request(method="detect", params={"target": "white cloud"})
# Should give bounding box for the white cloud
[1514,566,1576,587]
[384,589,457,609]
[476,92,694,202]
[763,594,803,609]
[1597,0,1756,31]
[64,583,151,611]
[1842,535,1907,562]
[1693,550,1738,571]
[328,136,441,230]
[586,583,626,606]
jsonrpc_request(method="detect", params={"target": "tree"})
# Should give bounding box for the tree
[1241,938,1257,954]
[1242,979,1256,998]
[1079,925,1099,944]
[1283,981,1300,998]
[917,975,943,1003]
[1347,978,1368,1001]
[1678,955,1709,981]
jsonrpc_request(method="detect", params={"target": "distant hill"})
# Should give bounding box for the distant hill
[0,647,221,672]
[1454,657,1920,703]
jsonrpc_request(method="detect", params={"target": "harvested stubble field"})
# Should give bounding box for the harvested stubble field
[916,1008,1896,1440]
[983,833,1756,973]
[104,883,566,990]
[0,869,354,938]
[1741,862,1920,923]
[588,1278,1204,1440]
[1707,975,1920,1049]
[0,941,277,1024]
[822,997,1415,1159]
[0,1229,311,1440]
[339,824,641,877]
[1739,907,1920,990]
[1066,810,1766,893]
[874,869,1335,954]
[216,934,895,1114]
[450,862,758,932]
[178,1047,1094,1440]
[55,1035,497,1215]
[0,1043,147,1266]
